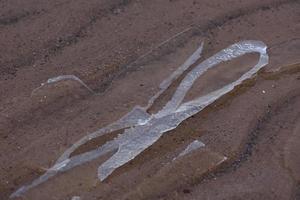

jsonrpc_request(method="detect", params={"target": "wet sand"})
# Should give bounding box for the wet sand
[0,0,300,199]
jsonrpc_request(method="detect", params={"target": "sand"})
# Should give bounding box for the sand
[0,0,299,199]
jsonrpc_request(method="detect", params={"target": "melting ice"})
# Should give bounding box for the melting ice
[11,40,269,198]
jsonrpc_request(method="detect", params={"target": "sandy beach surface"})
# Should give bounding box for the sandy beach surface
[0,0,300,199]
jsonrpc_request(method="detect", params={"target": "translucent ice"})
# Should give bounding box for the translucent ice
[175,140,205,159]
[11,40,268,198]
[31,75,95,95]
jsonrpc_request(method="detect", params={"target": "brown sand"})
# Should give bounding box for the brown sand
[0,0,299,199]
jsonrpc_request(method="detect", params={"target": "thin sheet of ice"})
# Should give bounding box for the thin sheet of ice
[31,75,95,95]
[175,140,205,159]
[11,40,269,198]
[145,42,204,109]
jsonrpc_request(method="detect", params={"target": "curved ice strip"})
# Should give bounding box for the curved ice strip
[11,40,268,198]
[10,141,117,198]
[32,75,95,95]
[55,44,204,164]
[56,106,150,164]
[156,40,268,117]
[97,40,268,180]
[34,44,203,164]
[145,42,204,109]
[98,115,179,180]
[175,140,205,159]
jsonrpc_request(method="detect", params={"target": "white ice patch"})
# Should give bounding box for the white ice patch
[32,75,95,95]
[175,140,205,160]
[71,196,81,200]
[11,40,269,198]
[173,140,205,161]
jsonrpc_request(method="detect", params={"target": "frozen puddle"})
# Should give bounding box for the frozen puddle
[11,40,269,198]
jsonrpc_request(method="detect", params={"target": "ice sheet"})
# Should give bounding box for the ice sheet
[11,40,268,198]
